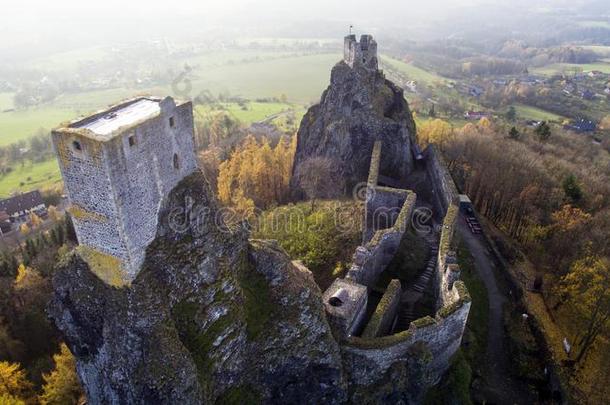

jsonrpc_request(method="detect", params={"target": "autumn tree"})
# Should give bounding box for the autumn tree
[29,212,43,229]
[599,115,610,131]
[544,205,591,270]
[0,361,33,403]
[558,257,610,364]
[417,119,454,149]
[39,344,83,405]
[18,224,30,236]
[47,206,61,222]
[294,157,343,211]
[217,135,295,211]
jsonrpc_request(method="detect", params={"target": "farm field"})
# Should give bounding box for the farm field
[380,56,447,84]
[512,103,566,122]
[195,102,298,124]
[532,61,610,75]
[0,107,77,146]
[0,93,14,111]
[0,51,339,147]
[0,159,61,198]
[183,52,337,104]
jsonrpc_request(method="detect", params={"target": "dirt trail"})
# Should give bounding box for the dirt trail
[458,216,534,404]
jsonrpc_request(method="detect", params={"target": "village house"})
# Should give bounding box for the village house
[564,118,596,133]
[0,190,47,225]
[464,111,489,120]
[0,211,12,235]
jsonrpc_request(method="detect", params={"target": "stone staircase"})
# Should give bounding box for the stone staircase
[393,232,439,332]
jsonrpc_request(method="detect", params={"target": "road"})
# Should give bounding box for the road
[458,216,534,404]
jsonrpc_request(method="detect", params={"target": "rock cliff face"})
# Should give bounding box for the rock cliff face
[49,172,346,404]
[291,58,416,195]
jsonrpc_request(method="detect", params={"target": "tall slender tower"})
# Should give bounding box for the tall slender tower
[52,96,198,285]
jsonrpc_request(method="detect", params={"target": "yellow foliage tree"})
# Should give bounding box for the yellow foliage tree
[13,264,45,309]
[558,257,610,363]
[47,206,61,222]
[0,361,32,403]
[600,115,610,131]
[29,212,43,229]
[217,135,296,210]
[416,119,454,148]
[477,116,493,131]
[18,223,30,236]
[39,344,83,405]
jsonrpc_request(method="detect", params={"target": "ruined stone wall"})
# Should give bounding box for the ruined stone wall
[435,204,461,309]
[323,278,369,338]
[51,133,128,263]
[343,34,378,71]
[105,99,198,280]
[347,192,416,287]
[364,187,410,243]
[424,145,458,217]
[361,279,402,338]
[340,282,471,403]
[363,141,410,243]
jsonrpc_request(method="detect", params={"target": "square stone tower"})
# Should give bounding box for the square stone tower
[343,34,378,71]
[52,96,198,285]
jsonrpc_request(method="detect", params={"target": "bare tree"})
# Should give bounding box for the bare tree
[296,157,343,211]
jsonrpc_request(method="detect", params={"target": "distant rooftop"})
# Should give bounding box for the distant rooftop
[72,98,161,137]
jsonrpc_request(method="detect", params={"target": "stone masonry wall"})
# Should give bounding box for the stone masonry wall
[424,145,458,217]
[105,98,198,280]
[53,97,198,283]
[341,282,471,402]
[361,279,402,338]
[435,203,461,309]
[51,133,128,262]
[347,192,416,287]
[343,34,378,71]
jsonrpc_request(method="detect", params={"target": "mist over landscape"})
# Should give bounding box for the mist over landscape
[0,1,609,404]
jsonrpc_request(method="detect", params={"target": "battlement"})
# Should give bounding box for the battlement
[52,96,198,285]
[344,34,378,71]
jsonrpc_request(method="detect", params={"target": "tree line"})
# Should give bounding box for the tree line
[0,215,83,404]
[433,117,610,399]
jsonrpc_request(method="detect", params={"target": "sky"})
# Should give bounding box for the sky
[0,0,599,61]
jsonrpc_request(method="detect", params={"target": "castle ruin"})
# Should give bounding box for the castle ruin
[52,96,198,285]
[50,34,471,403]
[343,34,379,71]
[321,140,470,400]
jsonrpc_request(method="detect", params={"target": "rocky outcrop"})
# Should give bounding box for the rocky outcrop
[291,56,416,195]
[49,171,346,404]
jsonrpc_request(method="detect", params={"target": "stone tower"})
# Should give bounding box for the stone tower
[343,34,378,71]
[52,96,198,285]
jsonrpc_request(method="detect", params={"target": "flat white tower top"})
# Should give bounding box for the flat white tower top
[74,98,161,137]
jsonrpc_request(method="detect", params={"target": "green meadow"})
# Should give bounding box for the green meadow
[380,56,447,84]
[0,159,61,198]
[194,102,307,126]
[512,103,566,122]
